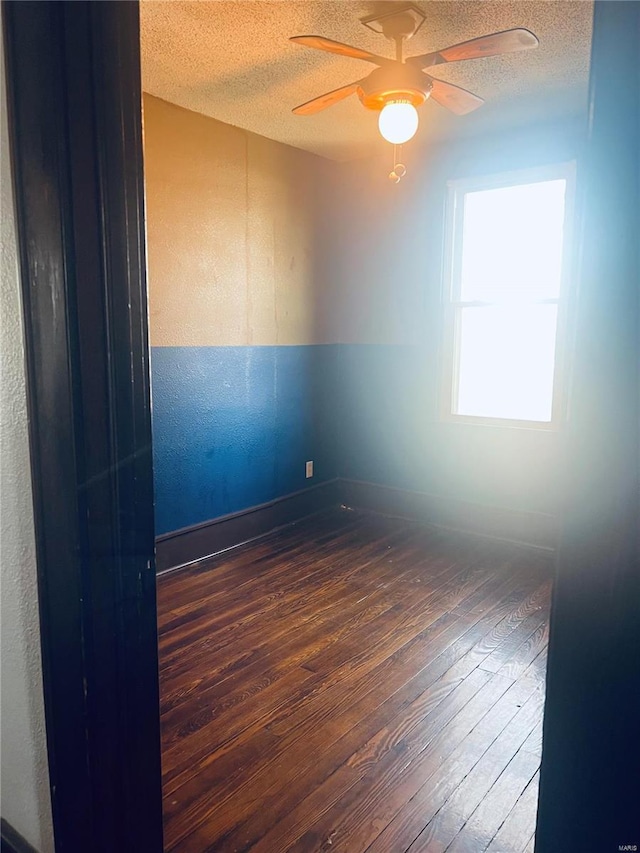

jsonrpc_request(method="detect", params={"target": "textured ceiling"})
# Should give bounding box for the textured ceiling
[140,1,593,161]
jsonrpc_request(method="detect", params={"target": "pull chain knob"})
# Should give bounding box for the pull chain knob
[388,144,407,183]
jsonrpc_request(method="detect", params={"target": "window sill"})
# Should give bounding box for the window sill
[440,412,559,432]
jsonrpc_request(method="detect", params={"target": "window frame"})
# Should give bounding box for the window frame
[440,161,576,431]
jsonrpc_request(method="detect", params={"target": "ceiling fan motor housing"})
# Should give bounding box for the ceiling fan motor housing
[357,64,432,111]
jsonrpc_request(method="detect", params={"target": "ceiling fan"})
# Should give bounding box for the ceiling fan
[290,6,539,149]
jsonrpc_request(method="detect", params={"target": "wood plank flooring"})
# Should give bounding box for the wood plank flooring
[157,509,552,853]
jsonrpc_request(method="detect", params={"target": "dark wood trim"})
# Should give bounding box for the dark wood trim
[156,477,555,573]
[156,480,341,572]
[0,820,39,853]
[3,2,163,851]
[535,2,640,850]
[340,479,558,552]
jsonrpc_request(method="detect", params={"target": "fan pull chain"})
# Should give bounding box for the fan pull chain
[389,144,407,184]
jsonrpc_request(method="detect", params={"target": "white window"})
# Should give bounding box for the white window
[441,164,575,428]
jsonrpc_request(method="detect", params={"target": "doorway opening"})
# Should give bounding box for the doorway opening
[139,4,587,849]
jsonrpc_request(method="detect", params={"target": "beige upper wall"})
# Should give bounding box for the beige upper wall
[143,94,333,347]
[143,93,584,352]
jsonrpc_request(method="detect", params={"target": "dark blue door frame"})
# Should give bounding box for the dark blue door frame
[3,2,163,850]
[535,2,640,850]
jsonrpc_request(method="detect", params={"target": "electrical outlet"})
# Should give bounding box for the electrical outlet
[305,460,314,479]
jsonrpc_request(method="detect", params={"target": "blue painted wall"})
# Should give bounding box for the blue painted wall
[151,340,563,535]
[335,344,430,492]
[336,344,562,515]
[151,345,338,535]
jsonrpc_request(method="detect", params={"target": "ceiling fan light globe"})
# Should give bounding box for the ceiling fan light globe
[378,100,419,144]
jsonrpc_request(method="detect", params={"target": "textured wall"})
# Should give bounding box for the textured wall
[144,95,338,535]
[152,346,339,534]
[327,120,584,516]
[145,90,582,534]
[0,37,54,853]
[144,93,332,347]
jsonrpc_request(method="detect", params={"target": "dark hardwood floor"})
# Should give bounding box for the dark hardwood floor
[157,509,552,853]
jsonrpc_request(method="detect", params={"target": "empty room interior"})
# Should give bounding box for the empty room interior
[142,2,590,851]
[3,1,639,851]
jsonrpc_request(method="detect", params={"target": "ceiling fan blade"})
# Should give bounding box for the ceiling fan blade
[408,28,539,69]
[290,35,391,66]
[429,78,484,115]
[292,81,362,116]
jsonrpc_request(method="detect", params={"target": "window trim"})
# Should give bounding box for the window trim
[440,161,577,431]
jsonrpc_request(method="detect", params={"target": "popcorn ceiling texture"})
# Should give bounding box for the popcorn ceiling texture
[140,0,592,161]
